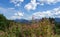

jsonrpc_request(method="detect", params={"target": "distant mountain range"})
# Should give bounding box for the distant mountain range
[55,18,60,22]
[14,19,31,24]
[14,18,60,23]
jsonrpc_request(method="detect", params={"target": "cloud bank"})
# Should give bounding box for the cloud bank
[32,7,60,19]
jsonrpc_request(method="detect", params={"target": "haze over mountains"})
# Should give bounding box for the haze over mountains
[14,18,60,23]
[55,18,60,22]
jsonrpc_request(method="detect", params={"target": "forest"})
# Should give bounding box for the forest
[0,14,60,37]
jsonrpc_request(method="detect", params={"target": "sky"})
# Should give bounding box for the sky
[0,0,60,20]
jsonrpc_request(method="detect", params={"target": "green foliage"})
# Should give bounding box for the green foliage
[0,14,7,31]
[55,22,60,34]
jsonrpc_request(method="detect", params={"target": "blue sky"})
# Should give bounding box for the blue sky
[0,0,60,20]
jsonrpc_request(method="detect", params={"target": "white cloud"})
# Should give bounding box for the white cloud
[10,0,24,7]
[15,4,20,7]
[32,7,60,19]
[37,0,60,5]
[33,11,52,19]
[0,7,24,20]
[10,16,22,20]
[10,12,24,19]
[24,0,60,11]
[14,12,24,16]
[53,7,60,15]
[23,16,32,20]
[24,0,38,11]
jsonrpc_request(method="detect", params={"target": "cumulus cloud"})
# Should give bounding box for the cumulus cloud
[33,11,52,19]
[10,12,24,19]
[14,12,24,16]
[24,0,38,11]
[24,0,60,11]
[32,7,60,19]
[10,0,24,6]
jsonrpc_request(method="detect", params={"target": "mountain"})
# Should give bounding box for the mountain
[14,19,31,24]
[14,18,60,24]
[55,18,60,22]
